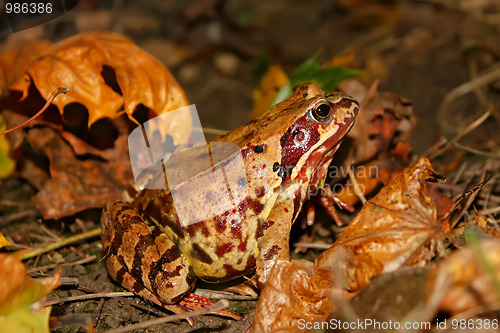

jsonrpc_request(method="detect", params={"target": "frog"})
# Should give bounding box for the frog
[101,83,359,312]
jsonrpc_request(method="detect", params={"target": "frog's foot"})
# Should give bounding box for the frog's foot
[178,292,242,320]
[101,202,196,304]
[311,186,355,227]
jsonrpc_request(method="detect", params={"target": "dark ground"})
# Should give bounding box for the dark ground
[1,0,499,332]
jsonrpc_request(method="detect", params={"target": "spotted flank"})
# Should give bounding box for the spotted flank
[101,202,196,304]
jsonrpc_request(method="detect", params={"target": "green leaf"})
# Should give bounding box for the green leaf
[269,50,362,107]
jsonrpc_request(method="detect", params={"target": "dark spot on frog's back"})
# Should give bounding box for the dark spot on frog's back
[264,245,281,260]
[254,144,266,154]
[191,243,213,264]
[237,197,264,215]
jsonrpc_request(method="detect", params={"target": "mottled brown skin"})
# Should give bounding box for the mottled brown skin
[101,83,359,305]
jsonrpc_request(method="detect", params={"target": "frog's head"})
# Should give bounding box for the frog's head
[264,84,359,187]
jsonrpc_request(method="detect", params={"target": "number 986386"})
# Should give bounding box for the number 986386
[6,2,52,14]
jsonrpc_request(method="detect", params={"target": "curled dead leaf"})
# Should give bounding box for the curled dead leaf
[9,31,190,145]
[313,158,443,293]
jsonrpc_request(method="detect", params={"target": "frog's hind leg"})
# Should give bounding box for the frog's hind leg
[101,202,196,304]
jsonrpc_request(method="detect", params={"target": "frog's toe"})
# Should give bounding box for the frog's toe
[179,292,242,321]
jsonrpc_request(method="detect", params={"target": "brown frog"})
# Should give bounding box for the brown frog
[101,83,359,311]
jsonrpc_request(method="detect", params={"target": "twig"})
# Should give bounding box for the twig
[18,228,101,261]
[43,291,135,307]
[452,108,491,142]
[438,64,500,121]
[105,300,229,333]
[27,255,97,274]
[0,209,40,226]
[118,298,167,317]
[92,298,106,329]
[0,87,69,135]
[293,242,331,250]
[450,141,500,158]
[202,127,228,136]
[478,207,500,215]
[347,166,367,205]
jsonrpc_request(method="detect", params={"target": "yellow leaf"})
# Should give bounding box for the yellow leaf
[0,114,15,178]
[328,52,355,67]
[0,232,11,248]
[0,254,60,333]
[251,65,289,118]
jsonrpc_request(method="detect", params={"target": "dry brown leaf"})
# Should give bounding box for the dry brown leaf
[251,64,289,119]
[338,78,416,166]
[252,260,337,333]
[9,32,190,145]
[425,238,500,316]
[0,39,51,96]
[313,157,442,294]
[27,125,132,219]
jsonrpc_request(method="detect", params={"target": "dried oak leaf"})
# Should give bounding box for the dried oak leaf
[9,31,189,144]
[27,125,132,220]
[313,157,442,293]
[0,254,60,333]
[425,238,500,316]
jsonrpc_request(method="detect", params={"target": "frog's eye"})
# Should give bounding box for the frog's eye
[310,103,332,123]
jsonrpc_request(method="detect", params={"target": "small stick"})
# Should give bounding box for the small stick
[347,166,367,205]
[0,87,69,135]
[105,300,230,333]
[92,298,106,329]
[18,228,101,261]
[43,291,135,307]
[27,255,97,274]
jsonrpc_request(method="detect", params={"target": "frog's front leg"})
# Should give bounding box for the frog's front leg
[256,198,294,286]
[101,202,196,304]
